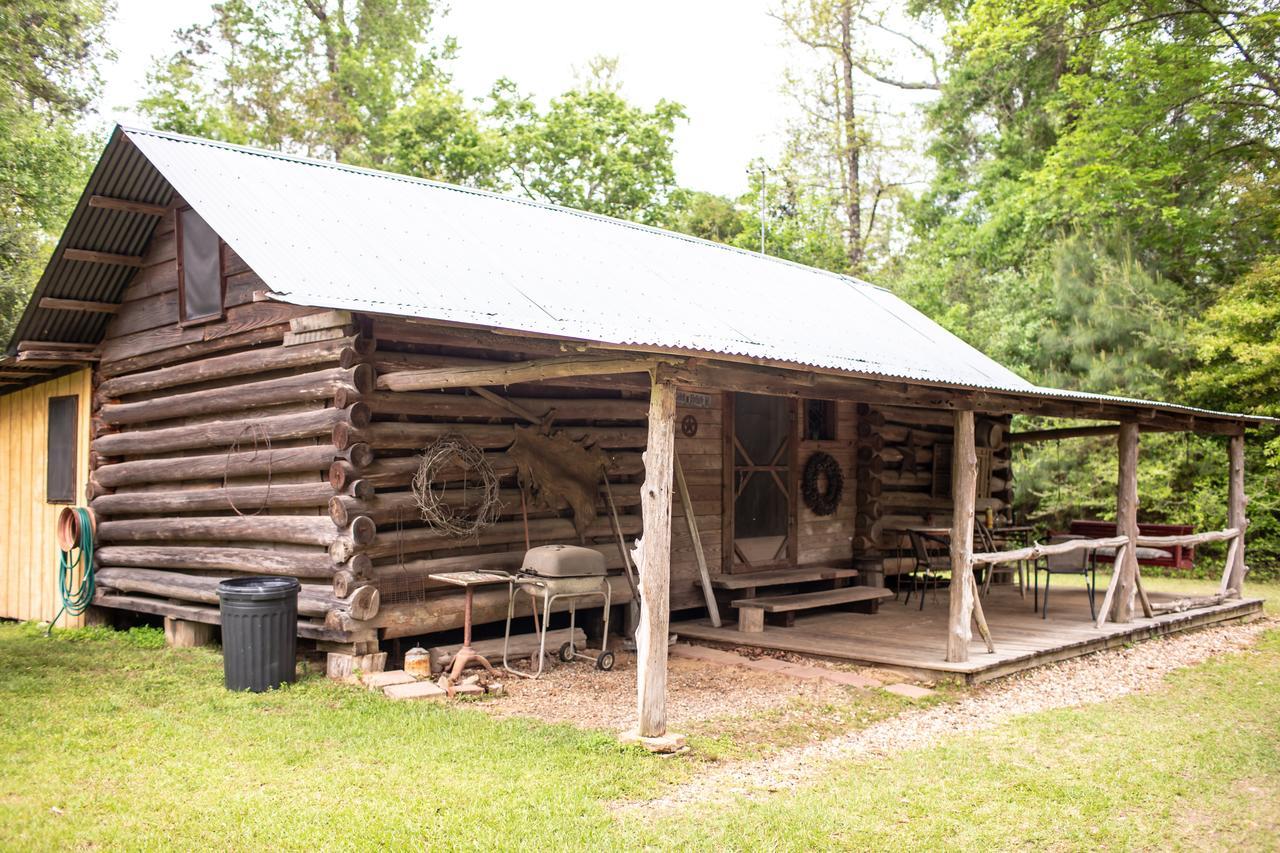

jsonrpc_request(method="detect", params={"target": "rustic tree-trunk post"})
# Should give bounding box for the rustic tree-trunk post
[625,367,682,751]
[1227,431,1247,596]
[1111,421,1140,623]
[946,410,977,663]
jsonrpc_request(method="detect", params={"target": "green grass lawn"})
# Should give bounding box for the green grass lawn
[0,585,1276,851]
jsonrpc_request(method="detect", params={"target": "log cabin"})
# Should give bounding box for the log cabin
[0,126,1271,739]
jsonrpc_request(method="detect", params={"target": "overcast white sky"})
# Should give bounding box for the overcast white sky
[97,0,933,198]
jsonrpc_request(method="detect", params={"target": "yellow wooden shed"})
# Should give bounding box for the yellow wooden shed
[0,368,93,627]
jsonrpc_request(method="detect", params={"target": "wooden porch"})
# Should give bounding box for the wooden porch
[674,583,1265,683]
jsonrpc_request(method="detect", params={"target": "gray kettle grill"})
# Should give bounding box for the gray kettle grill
[502,544,614,677]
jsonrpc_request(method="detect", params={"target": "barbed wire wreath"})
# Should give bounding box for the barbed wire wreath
[412,434,502,538]
[801,451,844,517]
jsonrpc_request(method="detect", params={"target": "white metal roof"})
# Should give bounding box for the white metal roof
[123,127,1034,390]
[120,127,1266,423]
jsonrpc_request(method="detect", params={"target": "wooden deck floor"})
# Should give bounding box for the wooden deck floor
[674,585,1265,683]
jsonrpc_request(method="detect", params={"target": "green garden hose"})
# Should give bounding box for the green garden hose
[50,506,96,634]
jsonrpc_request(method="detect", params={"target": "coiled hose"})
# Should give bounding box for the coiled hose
[50,506,96,633]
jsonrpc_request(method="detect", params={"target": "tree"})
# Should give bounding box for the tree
[486,58,687,226]
[772,0,940,271]
[138,0,497,185]
[0,0,112,345]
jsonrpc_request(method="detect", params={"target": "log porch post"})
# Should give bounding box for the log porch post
[946,410,977,663]
[631,367,678,742]
[1227,431,1247,596]
[1110,421,1140,623]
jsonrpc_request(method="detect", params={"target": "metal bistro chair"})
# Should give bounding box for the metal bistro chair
[903,529,951,610]
[977,520,1025,597]
[1034,535,1098,620]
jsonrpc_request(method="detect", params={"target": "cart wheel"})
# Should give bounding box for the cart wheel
[596,651,615,671]
[558,641,575,663]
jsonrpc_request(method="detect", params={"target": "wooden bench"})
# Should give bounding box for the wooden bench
[733,586,894,632]
[709,566,859,599]
[1066,520,1196,570]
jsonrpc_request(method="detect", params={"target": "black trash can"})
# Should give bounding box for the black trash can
[216,576,300,692]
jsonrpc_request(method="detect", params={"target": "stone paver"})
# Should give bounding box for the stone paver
[883,682,936,699]
[383,681,447,701]
[362,670,416,690]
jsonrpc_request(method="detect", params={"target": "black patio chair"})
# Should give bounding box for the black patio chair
[903,529,951,610]
[1033,535,1098,620]
[977,520,1026,596]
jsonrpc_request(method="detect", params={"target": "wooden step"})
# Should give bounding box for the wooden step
[732,586,894,613]
[710,565,858,591]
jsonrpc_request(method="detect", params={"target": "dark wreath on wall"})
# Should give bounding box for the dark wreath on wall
[801,451,844,516]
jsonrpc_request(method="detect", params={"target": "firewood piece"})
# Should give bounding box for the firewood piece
[90,482,353,516]
[377,354,665,392]
[345,390,649,421]
[62,248,144,267]
[95,443,363,488]
[94,567,379,619]
[88,194,169,217]
[96,515,344,547]
[330,515,640,562]
[97,336,366,398]
[330,451,643,491]
[96,545,335,578]
[99,365,375,425]
[39,297,120,314]
[331,421,647,451]
[93,404,369,456]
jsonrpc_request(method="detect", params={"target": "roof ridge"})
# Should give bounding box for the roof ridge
[120,124,889,292]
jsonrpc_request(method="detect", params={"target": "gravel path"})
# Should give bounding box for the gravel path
[616,618,1273,817]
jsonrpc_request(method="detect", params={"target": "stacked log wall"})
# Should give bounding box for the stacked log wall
[853,404,1013,574]
[88,202,377,643]
[342,318,714,636]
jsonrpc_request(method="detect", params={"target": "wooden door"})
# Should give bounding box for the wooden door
[723,391,796,572]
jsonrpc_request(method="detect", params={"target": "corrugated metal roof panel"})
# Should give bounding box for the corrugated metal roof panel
[123,126,1039,393]
[7,126,1269,423]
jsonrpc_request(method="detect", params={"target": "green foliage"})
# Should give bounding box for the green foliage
[487,62,687,226]
[894,0,1280,567]
[726,164,851,272]
[0,0,110,345]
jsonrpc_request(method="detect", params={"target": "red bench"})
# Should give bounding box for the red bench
[1065,520,1195,570]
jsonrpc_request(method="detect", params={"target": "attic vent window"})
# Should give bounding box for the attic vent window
[177,207,225,324]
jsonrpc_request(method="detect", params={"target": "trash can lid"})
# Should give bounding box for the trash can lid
[216,576,301,601]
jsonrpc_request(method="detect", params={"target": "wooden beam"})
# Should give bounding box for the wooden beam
[0,370,50,380]
[16,341,96,352]
[675,452,720,627]
[1110,422,1140,623]
[88,194,168,217]
[633,368,678,739]
[62,248,145,268]
[947,410,978,663]
[15,351,98,364]
[376,354,668,392]
[1227,433,1247,596]
[1008,425,1123,443]
[38,297,121,314]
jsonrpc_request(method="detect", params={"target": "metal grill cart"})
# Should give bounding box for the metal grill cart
[503,544,614,678]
